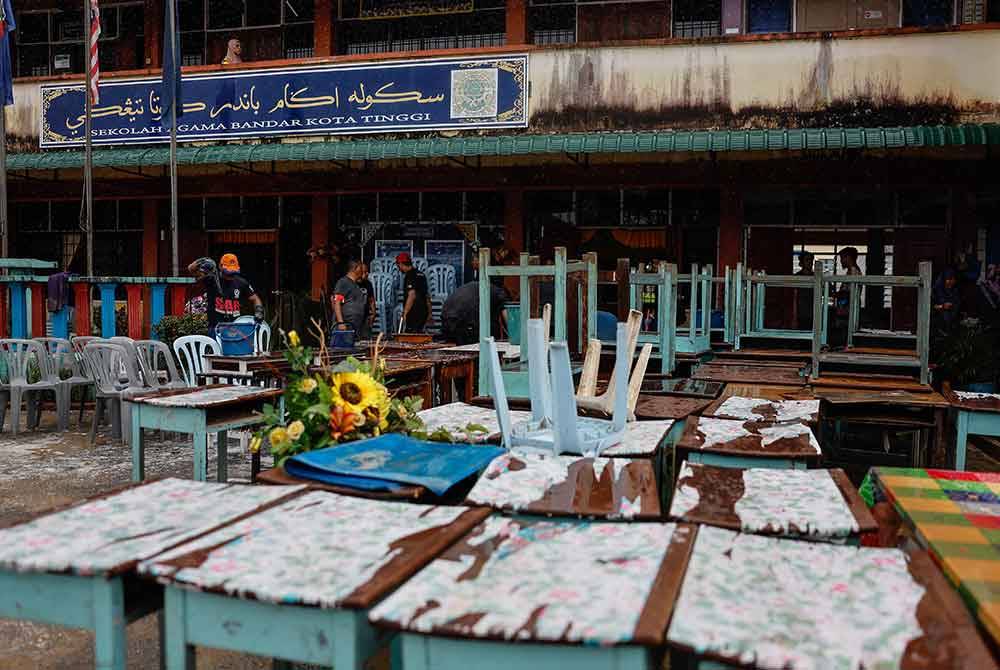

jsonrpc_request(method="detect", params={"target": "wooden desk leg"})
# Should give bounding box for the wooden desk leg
[130,405,145,482]
[461,361,473,402]
[423,369,434,409]
[955,410,969,472]
[216,430,228,483]
[438,367,453,405]
[164,587,195,670]
[932,408,946,468]
[93,578,127,670]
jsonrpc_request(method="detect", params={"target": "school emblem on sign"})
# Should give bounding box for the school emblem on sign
[450,68,498,119]
[347,450,391,470]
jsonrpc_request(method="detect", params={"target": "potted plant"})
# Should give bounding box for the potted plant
[936,318,999,392]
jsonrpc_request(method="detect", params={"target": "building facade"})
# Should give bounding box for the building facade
[3,0,999,322]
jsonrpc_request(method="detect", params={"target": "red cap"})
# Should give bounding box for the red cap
[396,252,412,264]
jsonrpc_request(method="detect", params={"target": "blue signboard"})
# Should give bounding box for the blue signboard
[425,239,465,288]
[39,54,529,148]
[374,240,413,261]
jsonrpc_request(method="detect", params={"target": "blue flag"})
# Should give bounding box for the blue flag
[161,0,182,129]
[0,0,16,106]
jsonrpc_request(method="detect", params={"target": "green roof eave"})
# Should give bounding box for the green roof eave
[9,124,999,172]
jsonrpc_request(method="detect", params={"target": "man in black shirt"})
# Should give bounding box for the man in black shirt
[188,253,263,337]
[441,280,510,345]
[396,252,430,333]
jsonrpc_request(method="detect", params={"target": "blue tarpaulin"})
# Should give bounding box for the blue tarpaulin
[284,434,505,496]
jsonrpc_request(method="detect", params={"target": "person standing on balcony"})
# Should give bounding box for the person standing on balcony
[222,38,243,65]
[396,252,430,333]
[188,253,263,339]
[832,247,862,347]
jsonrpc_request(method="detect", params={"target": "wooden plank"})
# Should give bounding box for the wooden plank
[634,396,712,421]
[716,348,814,362]
[946,390,1000,413]
[815,388,949,407]
[692,364,806,386]
[133,386,281,409]
[256,467,429,501]
[828,468,878,534]
[810,373,932,393]
[675,416,822,461]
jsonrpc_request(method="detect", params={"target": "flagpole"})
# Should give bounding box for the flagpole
[0,98,8,259]
[168,0,179,277]
[83,0,94,276]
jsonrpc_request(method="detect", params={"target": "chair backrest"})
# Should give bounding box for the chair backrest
[370,272,396,305]
[426,264,457,297]
[369,257,396,276]
[34,337,78,380]
[413,256,429,274]
[109,336,146,384]
[485,336,514,449]
[136,340,185,388]
[0,339,53,385]
[83,342,142,395]
[172,335,219,387]
[71,336,103,379]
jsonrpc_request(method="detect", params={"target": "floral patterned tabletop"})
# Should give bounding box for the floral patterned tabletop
[370,516,697,646]
[0,479,304,577]
[676,417,822,460]
[666,526,993,670]
[707,397,819,425]
[465,451,661,520]
[669,462,875,542]
[140,491,490,610]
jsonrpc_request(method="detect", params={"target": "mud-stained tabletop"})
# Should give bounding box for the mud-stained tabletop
[667,526,998,670]
[370,517,698,646]
[703,396,819,425]
[668,462,875,541]
[692,363,807,386]
[0,479,304,577]
[131,385,282,409]
[465,451,661,520]
[140,491,490,610]
[675,416,822,461]
[946,390,1000,413]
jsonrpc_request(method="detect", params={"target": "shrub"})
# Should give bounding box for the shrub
[153,314,209,350]
[90,304,129,336]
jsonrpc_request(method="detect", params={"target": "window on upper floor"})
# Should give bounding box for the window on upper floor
[903,0,955,26]
[14,4,144,78]
[747,0,793,33]
[337,0,505,55]
[673,0,722,37]
[991,0,1000,20]
[178,0,315,66]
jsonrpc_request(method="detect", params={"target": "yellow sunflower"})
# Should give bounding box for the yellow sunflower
[330,371,388,416]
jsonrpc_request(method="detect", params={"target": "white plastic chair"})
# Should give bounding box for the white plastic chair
[413,256,429,274]
[172,335,220,387]
[576,309,651,420]
[83,342,144,445]
[369,257,396,276]
[426,264,457,298]
[0,339,69,434]
[369,272,397,334]
[36,337,94,429]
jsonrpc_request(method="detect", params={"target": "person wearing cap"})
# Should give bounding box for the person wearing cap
[187,253,264,338]
[396,252,430,333]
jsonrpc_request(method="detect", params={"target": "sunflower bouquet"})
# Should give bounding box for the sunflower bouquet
[253,327,427,466]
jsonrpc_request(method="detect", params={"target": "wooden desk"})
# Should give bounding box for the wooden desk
[380,359,435,409]
[127,386,282,483]
[674,415,823,471]
[703,394,819,425]
[714,348,813,363]
[947,391,1000,471]
[0,479,302,670]
[692,363,807,386]
[666,525,997,669]
[141,491,489,669]
[638,377,724,399]
[869,467,1000,647]
[370,517,697,670]
[668,462,875,544]
[464,451,661,520]
[385,350,478,404]
[815,388,951,468]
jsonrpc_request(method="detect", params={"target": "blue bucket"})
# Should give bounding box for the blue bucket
[217,322,257,356]
[329,328,356,350]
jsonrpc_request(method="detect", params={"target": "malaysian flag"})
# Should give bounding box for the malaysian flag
[88,0,101,104]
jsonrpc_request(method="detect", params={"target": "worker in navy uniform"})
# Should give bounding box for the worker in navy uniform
[395,252,430,333]
[188,253,264,338]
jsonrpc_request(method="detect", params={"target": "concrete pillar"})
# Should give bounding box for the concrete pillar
[506,0,528,45]
[311,196,331,300]
[314,0,336,56]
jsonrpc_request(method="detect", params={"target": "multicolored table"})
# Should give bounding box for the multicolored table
[869,466,1000,646]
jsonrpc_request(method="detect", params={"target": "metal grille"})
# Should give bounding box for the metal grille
[346,40,392,54]
[961,0,985,22]
[456,33,506,48]
[533,29,574,45]
[285,46,314,59]
[673,20,721,37]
